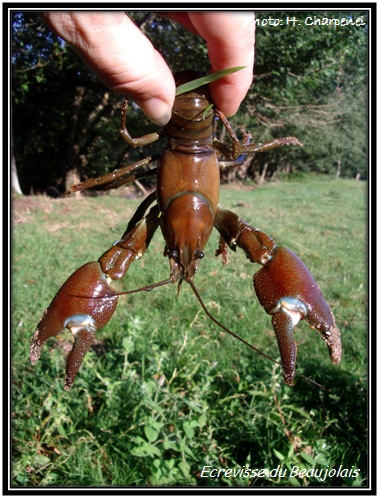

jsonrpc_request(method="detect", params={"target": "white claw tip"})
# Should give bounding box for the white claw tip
[29,344,41,365]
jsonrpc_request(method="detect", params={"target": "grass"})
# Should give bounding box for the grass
[11,176,367,488]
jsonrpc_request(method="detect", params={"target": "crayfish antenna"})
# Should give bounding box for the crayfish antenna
[177,279,183,297]
[107,278,173,297]
[188,280,327,391]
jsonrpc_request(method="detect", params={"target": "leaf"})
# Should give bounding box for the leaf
[176,66,246,95]
[197,413,207,428]
[152,421,165,432]
[288,476,301,486]
[130,442,161,458]
[300,451,316,466]
[122,337,134,352]
[273,449,285,461]
[179,461,191,477]
[163,437,176,451]
[34,454,50,467]
[144,425,159,443]
[183,421,196,439]
[314,454,329,467]
[145,443,162,457]
[16,474,28,484]
[182,444,196,460]
[281,404,313,419]
[57,424,67,437]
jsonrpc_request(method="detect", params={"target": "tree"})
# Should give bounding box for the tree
[12,12,123,194]
[11,12,212,194]
[11,136,22,194]
[236,10,368,180]
[11,10,368,195]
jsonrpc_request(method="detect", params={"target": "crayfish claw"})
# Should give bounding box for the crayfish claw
[253,246,342,384]
[271,312,298,386]
[29,331,45,366]
[313,309,342,366]
[30,262,118,387]
[214,210,342,385]
[65,326,96,390]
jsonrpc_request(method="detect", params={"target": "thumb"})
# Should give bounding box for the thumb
[42,12,175,126]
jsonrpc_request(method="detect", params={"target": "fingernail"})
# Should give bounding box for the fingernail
[138,98,172,127]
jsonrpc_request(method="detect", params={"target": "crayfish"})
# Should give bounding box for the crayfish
[30,70,342,390]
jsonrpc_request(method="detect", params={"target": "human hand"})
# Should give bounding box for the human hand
[42,11,255,126]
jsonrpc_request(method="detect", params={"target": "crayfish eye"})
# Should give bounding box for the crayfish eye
[169,249,180,261]
[195,249,204,259]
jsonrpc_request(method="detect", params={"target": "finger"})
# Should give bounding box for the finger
[160,13,202,36]
[181,13,256,116]
[42,12,175,126]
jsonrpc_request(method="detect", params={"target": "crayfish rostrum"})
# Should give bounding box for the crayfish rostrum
[30,70,342,390]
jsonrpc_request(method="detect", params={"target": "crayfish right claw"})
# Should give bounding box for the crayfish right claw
[30,262,118,389]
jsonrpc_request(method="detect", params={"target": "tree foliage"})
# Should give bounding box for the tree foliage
[236,10,368,180]
[11,10,368,194]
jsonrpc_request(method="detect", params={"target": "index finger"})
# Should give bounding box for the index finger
[167,12,255,116]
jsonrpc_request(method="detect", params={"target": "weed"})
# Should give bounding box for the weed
[11,178,367,487]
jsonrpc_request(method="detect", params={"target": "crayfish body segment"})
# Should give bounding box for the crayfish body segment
[31,70,342,389]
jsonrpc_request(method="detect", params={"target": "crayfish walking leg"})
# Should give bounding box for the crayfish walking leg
[214,208,342,386]
[30,202,160,390]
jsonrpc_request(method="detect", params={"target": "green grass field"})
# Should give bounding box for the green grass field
[12,176,367,487]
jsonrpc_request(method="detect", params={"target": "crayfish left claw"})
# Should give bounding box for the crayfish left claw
[214,208,342,386]
[253,246,342,385]
[30,262,118,389]
[270,305,302,386]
